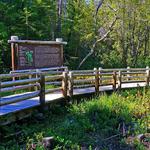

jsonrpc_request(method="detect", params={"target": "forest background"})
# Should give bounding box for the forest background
[0,0,150,73]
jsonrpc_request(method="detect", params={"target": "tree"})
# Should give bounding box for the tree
[0,0,150,73]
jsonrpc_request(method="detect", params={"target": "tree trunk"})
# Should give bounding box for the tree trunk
[57,0,63,37]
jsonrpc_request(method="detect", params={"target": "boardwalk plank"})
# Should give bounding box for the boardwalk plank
[0,82,147,116]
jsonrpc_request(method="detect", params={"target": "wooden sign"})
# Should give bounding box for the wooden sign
[8,37,67,70]
[17,44,62,69]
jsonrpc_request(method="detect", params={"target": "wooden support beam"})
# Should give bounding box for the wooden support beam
[0,80,1,100]
[39,75,45,107]
[35,69,41,91]
[113,71,117,91]
[68,72,73,97]
[94,68,99,93]
[99,67,102,85]
[146,66,150,87]
[64,67,69,73]
[118,71,122,90]
[127,66,130,81]
[29,71,33,91]
[11,43,15,81]
[10,36,19,78]
[62,72,68,98]
[8,39,67,45]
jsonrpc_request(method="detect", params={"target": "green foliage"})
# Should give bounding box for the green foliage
[0,0,150,72]
[1,89,149,149]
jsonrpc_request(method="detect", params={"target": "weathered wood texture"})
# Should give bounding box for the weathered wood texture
[68,72,73,97]
[39,75,45,106]
[9,37,67,70]
[0,67,150,115]
[0,91,40,106]
[146,66,150,86]
[94,68,99,93]
[113,71,117,91]
[62,72,68,98]
[8,40,67,45]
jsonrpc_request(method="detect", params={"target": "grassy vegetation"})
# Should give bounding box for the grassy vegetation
[0,89,150,150]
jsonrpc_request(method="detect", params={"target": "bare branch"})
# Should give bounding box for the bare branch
[78,16,118,69]
[106,2,118,13]
[95,0,105,16]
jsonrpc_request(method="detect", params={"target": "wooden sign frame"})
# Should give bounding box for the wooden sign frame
[8,37,67,71]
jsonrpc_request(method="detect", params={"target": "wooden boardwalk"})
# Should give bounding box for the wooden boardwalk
[1,67,150,126]
[0,82,146,116]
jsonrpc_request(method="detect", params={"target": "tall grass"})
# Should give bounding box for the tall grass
[0,89,150,149]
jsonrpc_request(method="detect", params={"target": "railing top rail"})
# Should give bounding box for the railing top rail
[71,70,94,73]
[1,68,149,79]
[1,78,40,88]
[71,68,149,73]
[10,66,68,74]
[0,71,64,79]
[100,68,149,72]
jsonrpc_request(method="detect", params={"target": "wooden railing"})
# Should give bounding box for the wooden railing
[0,67,150,108]
[0,70,64,106]
[10,66,68,74]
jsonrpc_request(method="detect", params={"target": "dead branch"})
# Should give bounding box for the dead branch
[102,133,121,141]
[106,2,118,13]
[96,0,105,16]
[78,16,118,69]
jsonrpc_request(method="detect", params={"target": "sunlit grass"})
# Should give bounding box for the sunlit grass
[0,88,150,149]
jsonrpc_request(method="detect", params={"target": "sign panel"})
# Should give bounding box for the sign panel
[17,44,63,70]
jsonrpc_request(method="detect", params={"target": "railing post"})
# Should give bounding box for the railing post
[35,69,41,91]
[127,66,130,81]
[99,67,102,86]
[94,68,99,93]
[29,74,32,91]
[62,72,68,98]
[64,67,68,72]
[29,70,34,91]
[39,74,45,107]
[68,71,73,97]
[118,71,122,90]
[0,80,1,100]
[146,66,150,87]
[113,71,117,91]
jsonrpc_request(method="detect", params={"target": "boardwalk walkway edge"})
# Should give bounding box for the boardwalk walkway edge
[0,67,150,124]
